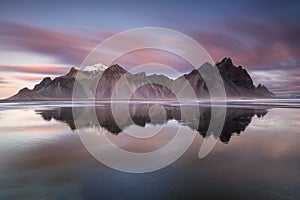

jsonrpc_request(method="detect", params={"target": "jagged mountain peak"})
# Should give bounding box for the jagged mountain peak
[9,87,44,100]
[106,64,126,72]
[18,87,30,93]
[257,83,273,95]
[216,57,254,89]
[33,77,52,91]
[66,67,79,77]
[218,57,233,66]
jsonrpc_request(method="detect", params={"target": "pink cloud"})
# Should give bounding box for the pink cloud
[0,77,9,84]
[250,68,300,97]
[0,65,71,75]
[13,75,46,82]
[113,49,192,72]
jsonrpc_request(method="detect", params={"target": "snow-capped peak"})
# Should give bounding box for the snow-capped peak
[83,63,108,76]
[84,63,108,72]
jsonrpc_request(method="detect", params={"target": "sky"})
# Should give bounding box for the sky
[0,0,299,98]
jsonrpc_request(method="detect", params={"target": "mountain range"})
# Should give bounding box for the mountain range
[7,57,275,100]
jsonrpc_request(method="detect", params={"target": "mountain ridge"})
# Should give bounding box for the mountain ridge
[7,58,275,101]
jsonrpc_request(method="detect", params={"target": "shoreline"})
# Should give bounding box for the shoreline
[0,98,299,109]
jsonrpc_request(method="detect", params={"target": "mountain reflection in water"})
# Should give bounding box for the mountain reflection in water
[35,103,268,144]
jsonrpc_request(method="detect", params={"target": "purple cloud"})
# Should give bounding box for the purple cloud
[190,18,300,70]
[0,77,9,84]
[0,21,101,65]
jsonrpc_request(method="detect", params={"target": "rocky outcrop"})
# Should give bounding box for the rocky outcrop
[215,57,274,98]
[8,87,45,100]
[33,68,78,99]
[95,64,175,99]
[8,58,275,100]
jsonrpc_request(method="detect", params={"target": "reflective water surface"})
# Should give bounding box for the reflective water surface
[0,101,299,199]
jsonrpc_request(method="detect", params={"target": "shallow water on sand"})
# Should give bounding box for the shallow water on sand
[0,101,299,200]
